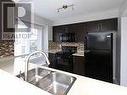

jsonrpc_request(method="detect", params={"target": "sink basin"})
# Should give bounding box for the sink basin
[17,67,76,95]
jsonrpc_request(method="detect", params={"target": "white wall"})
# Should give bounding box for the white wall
[53,9,119,26]
[21,11,53,51]
[33,14,53,26]
[48,26,53,41]
[43,26,49,54]
[21,10,53,26]
[21,10,53,42]
[120,17,127,86]
[119,0,127,17]
[118,0,127,86]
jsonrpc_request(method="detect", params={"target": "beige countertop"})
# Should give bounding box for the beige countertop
[49,49,84,56]
[0,66,127,95]
[48,49,62,54]
[72,51,84,57]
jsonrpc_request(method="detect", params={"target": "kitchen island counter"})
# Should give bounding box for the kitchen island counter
[0,68,127,95]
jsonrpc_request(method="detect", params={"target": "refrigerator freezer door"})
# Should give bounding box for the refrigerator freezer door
[87,33,113,50]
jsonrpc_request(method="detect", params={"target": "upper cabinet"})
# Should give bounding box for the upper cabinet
[53,23,86,42]
[69,23,86,42]
[86,21,99,33]
[53,26,65,42]
[86,18,117,32]
[53,18,118,42]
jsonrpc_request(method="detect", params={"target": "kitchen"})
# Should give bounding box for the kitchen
[49,18,117,83]
[0,0,127,95]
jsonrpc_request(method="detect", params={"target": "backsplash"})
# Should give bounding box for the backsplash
[49,41,84,52]
[0,41,14,58]
[48,42,61,50]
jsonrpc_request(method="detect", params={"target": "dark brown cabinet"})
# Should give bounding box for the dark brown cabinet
[73,56,85,76]
[99,19,117,32]
[69,24,86,42]
[53,23,86,42]
[86,21,100,32]
[86,18,117,32]
[53,26,67,42]
[53,18,117,42]
[48,53,57,68]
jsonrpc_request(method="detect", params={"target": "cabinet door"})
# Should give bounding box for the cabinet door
[73,56,85,76]
[69,23,85,42]
[48,53,57,68]
[86,18,117,33]
[86,21,100,32]
[53,23,86,42]
[53,26,67,42]
[100,19,117,32]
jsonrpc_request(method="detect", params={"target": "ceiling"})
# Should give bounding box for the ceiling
[18,0,125,21]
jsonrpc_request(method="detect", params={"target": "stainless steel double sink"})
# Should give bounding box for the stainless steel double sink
[17,67,76,95]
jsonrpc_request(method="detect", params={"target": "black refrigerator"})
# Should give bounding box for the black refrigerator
[85,32,113,83]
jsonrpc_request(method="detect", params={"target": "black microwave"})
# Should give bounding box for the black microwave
[59,33,75,42]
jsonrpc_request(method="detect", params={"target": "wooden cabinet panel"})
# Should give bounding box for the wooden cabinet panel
[53,26,65,42]
[73,56,85,76]
[48,53,57,68]
[53,25,69,42]
[53,18,118,42]
[86,21,100,32]
[86,18,117,32]
[53,23,86,42]
[99,19,117,32]
[69,23,86,42]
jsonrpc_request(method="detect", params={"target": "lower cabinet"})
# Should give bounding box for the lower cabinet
[73,56,85,76]
[49,53,85,76]
[49,53,73,73]
[48,53,57,69]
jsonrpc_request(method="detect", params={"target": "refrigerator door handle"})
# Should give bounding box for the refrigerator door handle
[106,35,111,38]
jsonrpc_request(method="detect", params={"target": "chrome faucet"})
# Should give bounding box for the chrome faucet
[25,51,50,81]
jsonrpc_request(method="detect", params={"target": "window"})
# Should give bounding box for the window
[14,21,49,75]
[14,24,43,56]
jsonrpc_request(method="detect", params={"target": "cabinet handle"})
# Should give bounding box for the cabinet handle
[97,24,102,32]
[97,24,100,32]
[100,23,103,31]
